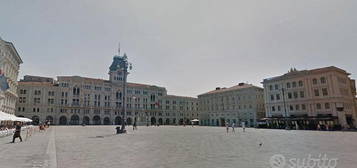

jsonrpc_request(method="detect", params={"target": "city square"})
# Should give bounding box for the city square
[1,1,357,168]
[1,126,357,168]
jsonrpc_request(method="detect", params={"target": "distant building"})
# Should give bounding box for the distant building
[16,54,199,125]
[0,37,23,115]
[262,66,357,129]
[161,95,199,125]
[198,83,265,127]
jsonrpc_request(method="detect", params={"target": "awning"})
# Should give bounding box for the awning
[14,117,32,122]
[261,116,338,121]
[0,111,12,121]
[191,119,199,122]
[0,111,32,122]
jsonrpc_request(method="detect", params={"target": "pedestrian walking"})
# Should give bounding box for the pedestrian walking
[242,122,246,132]
[225,122,229,133]
[12,122,22,143]
[231,122,235,133]
[133,121,137,130]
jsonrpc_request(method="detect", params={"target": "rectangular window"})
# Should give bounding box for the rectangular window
[325,103,330,109]
[34,98,41,104]
[288,93,292,99]
[321,77,326,84]
[270,95,274,101]
[298,81,303,87]
[313,79,318,85]
[34,90,41,95]
[276,94,280,100]
[314,89,319,96]
[293,92,298,99]
[302,104,306,110]
[300,91,305,98]
[322,88,328,96]
[292,82,297,88]
[316,103,322,110]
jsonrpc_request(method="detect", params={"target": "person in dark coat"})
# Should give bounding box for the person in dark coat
[12,122,22,143]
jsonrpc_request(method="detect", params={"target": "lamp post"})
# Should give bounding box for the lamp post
[120,54,132,132]
[281,86,289,129]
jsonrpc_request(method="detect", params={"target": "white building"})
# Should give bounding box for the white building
[198,83,265,127]
[0,37,23,115]
[262,67,357,129]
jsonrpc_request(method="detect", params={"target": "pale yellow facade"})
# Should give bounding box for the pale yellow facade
[262,66,357,128]
[15,57,199,125]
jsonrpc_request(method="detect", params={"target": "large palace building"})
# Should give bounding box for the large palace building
[262,66,357,129]
[15,54,199,125]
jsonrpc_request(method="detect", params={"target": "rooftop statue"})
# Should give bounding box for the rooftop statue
[109,53,128,72]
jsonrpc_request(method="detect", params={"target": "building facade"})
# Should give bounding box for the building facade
[262,67,357,129]
[16,55,199,125]
[161,95,199,125]
[198,83,265,127]
[0,37,23,115]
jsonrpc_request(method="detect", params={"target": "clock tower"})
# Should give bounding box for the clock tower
[109,53,128,84]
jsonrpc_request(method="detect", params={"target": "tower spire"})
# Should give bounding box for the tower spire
[118,42,121,55]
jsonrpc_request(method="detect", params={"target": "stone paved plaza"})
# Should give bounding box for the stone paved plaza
[1,126,357,168]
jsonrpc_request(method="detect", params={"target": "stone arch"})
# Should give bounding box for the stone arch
[179,118,184,125]
[46,116,54,124]
[126,117,132,125]
[59,116,68,125]
[151,117,156,125]
[70,115,80,125]
[83,116,90,125]
[165,118,170,125]
[32,115,40,125]
[93,115,101,125]
[115,116,122,125]
[185,119,190,125]
[103,117,111,125]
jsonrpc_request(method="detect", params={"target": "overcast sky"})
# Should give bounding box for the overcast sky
[1,0,356,97]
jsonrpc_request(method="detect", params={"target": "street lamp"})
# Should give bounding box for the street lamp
[281,85,289,129]
[120,54,132,132]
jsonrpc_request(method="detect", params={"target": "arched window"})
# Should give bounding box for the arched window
[312,78,318,85]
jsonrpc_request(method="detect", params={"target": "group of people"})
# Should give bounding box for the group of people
[38,120,50,132]
[225,122,246,133]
